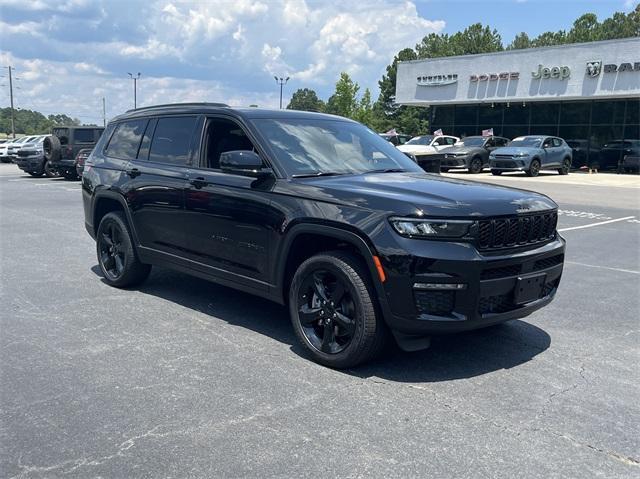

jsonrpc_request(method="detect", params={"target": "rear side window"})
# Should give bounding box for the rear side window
[73,129,96,143]
[552,138,562,147]
[105,119,147,160]
[148,116,198,165]
[53,128,70,145]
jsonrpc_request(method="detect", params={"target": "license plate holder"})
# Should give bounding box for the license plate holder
[514,273,546,305]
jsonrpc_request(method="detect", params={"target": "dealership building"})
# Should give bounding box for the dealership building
[395,37,640,167]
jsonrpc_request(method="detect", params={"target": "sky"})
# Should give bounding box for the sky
[0,0,636,125]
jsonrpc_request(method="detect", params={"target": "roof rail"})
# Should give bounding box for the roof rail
[125,102,229,113]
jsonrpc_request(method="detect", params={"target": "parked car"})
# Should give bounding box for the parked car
[397,134,459,156]
[83,103,565,368]
[13,136,59,177]
[379,133,412,146]
[565,139,600,169]
[75,148,93,177]
[43,126,104,180]
[598,139,640,171]
[440,135,510,173]
[0,140,9,162]
[3,136,39,162]
[618,155,639,174]
[489,135,572,177]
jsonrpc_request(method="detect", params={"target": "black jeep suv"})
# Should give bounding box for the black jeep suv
[44,126,104,180]
[82,103,565,368]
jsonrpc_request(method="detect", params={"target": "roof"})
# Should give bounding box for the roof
[112,103,353,123]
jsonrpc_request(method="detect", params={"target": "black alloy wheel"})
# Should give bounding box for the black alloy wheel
[289,251,387,368]
[98,221,127,281]
[491,170,502,176]
[297,269,357,355]
[96,211,151,288]
[469,156,483,174]
[44,161,58,178]
[527,159,540,177]
[558,158,571,175]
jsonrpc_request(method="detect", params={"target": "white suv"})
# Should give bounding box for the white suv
[397,134,459,156]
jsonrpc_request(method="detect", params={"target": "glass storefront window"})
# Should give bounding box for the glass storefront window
[478,104,503,125]
[433,106,454,126]
[592,100,625,125]
[502,125,529,139]
[503,104,529,125]
[625,99,639,125]
[531,103,560,125]
[454,105,477,125]
[590,125,624,170]
[560,102,591,125]
[453,125,477,138]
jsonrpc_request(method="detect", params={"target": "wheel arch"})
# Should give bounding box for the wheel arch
[276,223,387,308]
[92,190,135,239]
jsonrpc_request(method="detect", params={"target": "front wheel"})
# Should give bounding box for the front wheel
[468,156,483,174]
[97,211,151,288]
[289,251,387,368]
[558,158,571,175]
[441,168,450,173]
[491,170,502,176]
[62,169,79,180]
[28,171,44,177]
[44,161,59,178]
[526,159,540,177]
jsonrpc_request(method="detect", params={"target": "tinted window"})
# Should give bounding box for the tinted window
[148,116,198,165]
[105,119,147,160]
[406,135,434,145]
[137,119,157,160]
[73,129,95,143]
[552,138,562,147]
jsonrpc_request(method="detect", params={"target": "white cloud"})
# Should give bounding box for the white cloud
[0,0,445,121]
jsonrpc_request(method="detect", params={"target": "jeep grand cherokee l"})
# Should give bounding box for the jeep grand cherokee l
[82,103,565,368]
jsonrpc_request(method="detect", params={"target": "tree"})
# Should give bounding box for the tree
[286,88,325,112]
[415,23,503,58]
[353,88,373,126]
[325,73,359,118]
[507,32,533,50]
[566,13,602,43]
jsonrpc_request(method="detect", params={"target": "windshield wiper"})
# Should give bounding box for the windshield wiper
[291,171,346,178]
[365,168,407,174]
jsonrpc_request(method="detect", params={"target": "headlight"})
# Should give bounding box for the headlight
[390,217,473,238]
[515,152,530,157]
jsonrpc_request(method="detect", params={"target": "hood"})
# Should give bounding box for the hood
[441,144,479,155]
[281,172,557,218]
[491,146,540,156]
[397,144,437,154]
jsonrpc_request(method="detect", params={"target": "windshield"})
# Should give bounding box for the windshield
[252,118,424,176]
[405,135,434,146]
[460,137,484,147]
[508,137,542,148]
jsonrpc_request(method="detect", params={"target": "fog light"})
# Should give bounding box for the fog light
[414,283,466,290]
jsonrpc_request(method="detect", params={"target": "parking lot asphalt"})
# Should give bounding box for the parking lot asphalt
[1,163,639,478]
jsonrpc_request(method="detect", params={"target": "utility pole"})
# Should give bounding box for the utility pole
[127,72,141,109]
[274,76,289,109]
[102,97,106,127]
[8,66,15,138]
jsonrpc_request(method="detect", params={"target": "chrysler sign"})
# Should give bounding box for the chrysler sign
[417,74,458,86]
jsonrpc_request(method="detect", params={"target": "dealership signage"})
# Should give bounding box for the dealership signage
[532,64,571,80]
[417,74,458,86]
[470,72,519,81]
[586,61,640,76]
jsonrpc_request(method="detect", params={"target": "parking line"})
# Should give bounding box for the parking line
[558,216,636,232]
[565,261,639,275]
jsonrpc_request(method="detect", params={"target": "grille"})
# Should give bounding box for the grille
[477,212,557,250]
[480,264,521,280]
[414,290,455,316]
[495,154,515,159]
[533,254,564,271]
[493,160,517,168]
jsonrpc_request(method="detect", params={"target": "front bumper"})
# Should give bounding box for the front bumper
[377,233,566,335]
[15,156,43,171]
[490,158,528,171]
[441,156,467,168]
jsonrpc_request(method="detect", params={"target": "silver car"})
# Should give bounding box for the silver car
[489,135,573,177]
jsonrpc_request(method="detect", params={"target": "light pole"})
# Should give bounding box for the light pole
[102,97,106,127]
[127,72,141,109]
[274,76,289,109]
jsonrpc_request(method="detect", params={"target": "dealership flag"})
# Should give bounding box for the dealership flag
[482,128,494,137]
[434,129,443,136]
[385,128,397,135]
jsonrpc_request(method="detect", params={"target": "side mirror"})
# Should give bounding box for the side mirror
[220,150,271,177]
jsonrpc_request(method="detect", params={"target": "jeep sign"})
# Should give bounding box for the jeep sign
[532,64,571,80]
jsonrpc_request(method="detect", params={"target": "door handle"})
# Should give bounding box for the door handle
[189,177,207,189]
[125,167,141,178]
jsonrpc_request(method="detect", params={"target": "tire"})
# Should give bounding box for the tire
[43,135,61,162]
[96,211,151,288]
[558,158,571,175]
[441,168,450,173]
[44,161,58,178]
[491,170,502,176]
[0,158,11,163]
[468,156,483,174]
[289,251,387,368]
[28,171,44,177]
[526,159,540,177]
[61,169,79,180]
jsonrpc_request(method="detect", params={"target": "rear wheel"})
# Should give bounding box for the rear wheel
[440,168,450,173]
[61,169,79,180]
[289,251,387,368]
[468,156,483,174]
[558,158,571,175]
[526,159,540,177]
[28,171,43,177]
[491,170,502,176]
[97,211,151,288]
